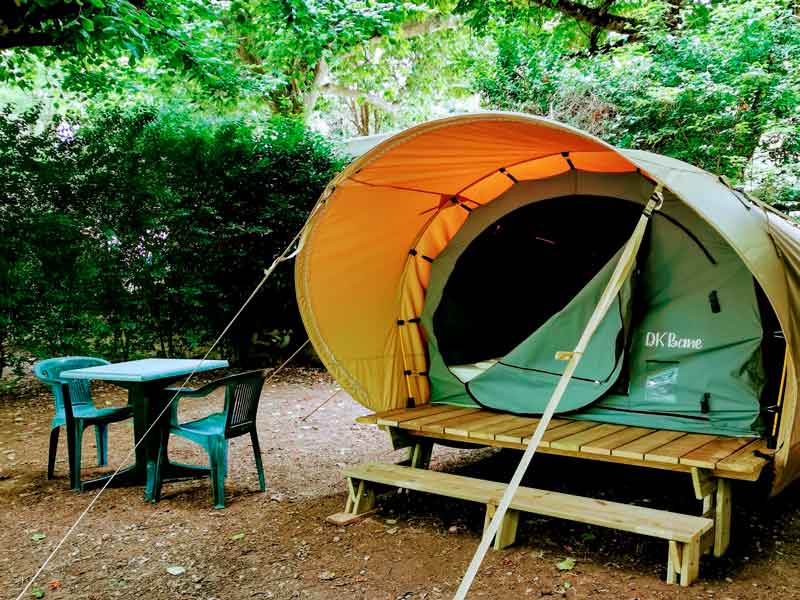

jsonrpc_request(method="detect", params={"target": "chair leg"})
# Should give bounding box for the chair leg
[47,427,60,480]
[221,440,229,480]
[69,421,86,491]
[250,429,266,492]
[209,440,227,509]
[94,424,108,466]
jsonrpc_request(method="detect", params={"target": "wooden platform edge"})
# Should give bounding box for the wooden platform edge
[356,407,770,481]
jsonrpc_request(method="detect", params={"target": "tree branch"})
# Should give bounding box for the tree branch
[530,0,641,35]
[319,83,398,114]
[0,32,58,50]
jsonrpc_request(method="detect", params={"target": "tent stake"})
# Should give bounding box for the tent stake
[453,185,663,600]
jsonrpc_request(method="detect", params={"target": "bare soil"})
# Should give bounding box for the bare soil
[2,368,800,600]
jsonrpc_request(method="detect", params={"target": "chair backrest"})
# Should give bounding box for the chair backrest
[222,370,267,438]
[33,356,110,416]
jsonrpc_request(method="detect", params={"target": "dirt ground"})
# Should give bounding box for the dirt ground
[2,368,800,600]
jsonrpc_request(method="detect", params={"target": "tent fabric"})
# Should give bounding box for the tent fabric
[296,112,800,494]
[419,172,765,436]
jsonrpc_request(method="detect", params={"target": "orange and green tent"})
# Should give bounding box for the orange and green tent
[295,112,800,495]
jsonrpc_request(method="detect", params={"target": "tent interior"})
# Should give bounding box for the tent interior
[420,171,784,438]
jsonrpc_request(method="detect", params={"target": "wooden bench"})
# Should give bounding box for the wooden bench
[331,462,714,586]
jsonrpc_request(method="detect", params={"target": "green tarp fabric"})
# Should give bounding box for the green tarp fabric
[422,172,766,437]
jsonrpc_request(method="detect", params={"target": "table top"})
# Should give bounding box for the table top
[60,358,229,383]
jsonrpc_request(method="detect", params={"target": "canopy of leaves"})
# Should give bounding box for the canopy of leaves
[475,0,800,205]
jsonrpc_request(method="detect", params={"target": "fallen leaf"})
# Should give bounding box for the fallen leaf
[385,519,397,525]
[31,533,47,542]
[30,588,44,599]
[556,558,576,571]
[231,533,245,541]
[47,580,61,591]
[166,566,186,576]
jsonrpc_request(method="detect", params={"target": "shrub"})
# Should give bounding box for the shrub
[0,105,346,372]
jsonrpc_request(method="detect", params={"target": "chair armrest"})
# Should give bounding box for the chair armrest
[164,386,197,395]
[164,382,226,424]
[36,375,64,387]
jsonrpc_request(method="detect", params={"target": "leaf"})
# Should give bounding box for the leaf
[556,558,576,571]
[30,589,45,599]
[231,532,245,541]
[166,566,186,576]
[31,533,47,542]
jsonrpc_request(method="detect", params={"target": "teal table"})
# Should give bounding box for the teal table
[61,358,228,500]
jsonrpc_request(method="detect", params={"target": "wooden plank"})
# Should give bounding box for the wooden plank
[419,409,489,433]
[550,423,628,452]
[468,415,537,440]
[539,420,598,447]
[494,420,543,444]
[679,437,752,469]
[343,462,712,544]
[407,428,764,481]
[680,540,700,586]
[667,541,682,585]
[581,426,655,456]
[377,404,456,426]
[502,486,711,544]
[326,511,376,525]
[716,439,768,474]
[445,412,521,437]
[714,479,732,557]
[400,407,479,431]
[612,430,686,460]
[356,406,413,424]
[690,468,717,500]
[645,434,718,465]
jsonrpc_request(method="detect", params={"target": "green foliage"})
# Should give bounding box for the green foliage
[1,1,241,97]
[475,0,800,203]
[0,105,345,371]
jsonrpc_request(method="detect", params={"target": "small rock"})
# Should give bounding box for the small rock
[166,566,186,576]
[319,571,336,581]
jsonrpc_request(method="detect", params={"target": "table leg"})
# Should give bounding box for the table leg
[144,386,210,502]
[81,385,150,492]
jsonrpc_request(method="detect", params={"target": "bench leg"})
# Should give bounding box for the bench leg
[409,440,433,470]
[484,504,519,550]
[345,477,376,515]
[666,540,700,586]
[667,541,681,584]
[690,468,732,558]
[679,540,700,586]
[327,477,377,526]
[714,479,732,557]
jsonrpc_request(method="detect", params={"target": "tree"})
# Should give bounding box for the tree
[474,0,800,203]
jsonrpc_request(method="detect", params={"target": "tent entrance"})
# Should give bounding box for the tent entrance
[433,196,643,370]
[421,175,768,437]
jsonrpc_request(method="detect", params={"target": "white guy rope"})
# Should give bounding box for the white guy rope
[453,185,663,599]
[16,226,311,600]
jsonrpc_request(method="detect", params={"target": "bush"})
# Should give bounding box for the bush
[0,105,346,372]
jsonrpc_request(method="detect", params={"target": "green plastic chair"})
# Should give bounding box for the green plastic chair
[33,356,134,489]
[156,370,268,508]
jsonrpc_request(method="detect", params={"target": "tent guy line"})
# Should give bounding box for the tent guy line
[14,219,315,600]
[452,186,664,599]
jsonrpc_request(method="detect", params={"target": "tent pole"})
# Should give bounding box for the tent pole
[453,185,664,600]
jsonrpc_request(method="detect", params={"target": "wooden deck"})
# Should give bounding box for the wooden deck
[357,405,770,481]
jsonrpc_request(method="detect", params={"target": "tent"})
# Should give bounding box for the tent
[295,112,800,495]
